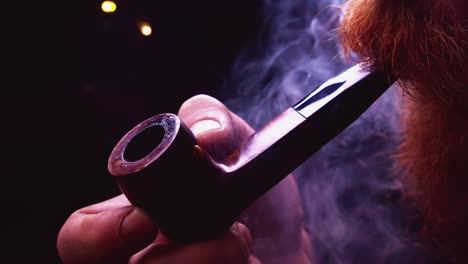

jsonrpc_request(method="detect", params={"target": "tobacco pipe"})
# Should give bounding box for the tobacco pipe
[108,63,395,243]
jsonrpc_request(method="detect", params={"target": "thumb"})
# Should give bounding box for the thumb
[178,94,254,163]
[57,196,158,264]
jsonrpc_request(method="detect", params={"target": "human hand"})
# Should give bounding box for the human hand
[57,94,312,263]
[57,194,257,264]
[178,95,313,264]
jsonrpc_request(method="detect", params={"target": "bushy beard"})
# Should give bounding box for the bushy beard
[339,0,468,261]
[340,0,467,104]
[397,98,468,262]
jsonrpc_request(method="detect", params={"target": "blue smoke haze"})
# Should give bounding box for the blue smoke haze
[220,0,428,263]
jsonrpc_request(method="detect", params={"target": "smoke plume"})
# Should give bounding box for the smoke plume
[220,0,429,263]
[221,0,349,128]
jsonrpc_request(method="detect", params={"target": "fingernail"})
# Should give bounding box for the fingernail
[120,209,157,246]
[233,222,253,251]
[190,119,222,136]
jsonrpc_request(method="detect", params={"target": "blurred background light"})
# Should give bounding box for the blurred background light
[139,22,152,37]
[101,1,117,13]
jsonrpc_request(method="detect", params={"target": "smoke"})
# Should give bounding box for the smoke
[221,0,349,128]
[220,0,429,263]
[295,86,431,264]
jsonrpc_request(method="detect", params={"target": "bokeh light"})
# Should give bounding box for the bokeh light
[101,1,117,13]
[139,22,152,37]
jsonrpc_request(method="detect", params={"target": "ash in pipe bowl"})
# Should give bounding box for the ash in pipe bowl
[108,113,180,177]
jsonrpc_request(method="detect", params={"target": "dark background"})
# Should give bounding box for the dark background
[3,0,261,262]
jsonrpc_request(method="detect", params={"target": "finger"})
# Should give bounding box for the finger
[57,196,158,264]
[249,255,263,264]
[130,222,252,264]
[178,94,254,163]
[78,194,131,214]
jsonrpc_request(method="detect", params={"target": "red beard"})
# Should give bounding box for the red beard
[340,0,467,104]
[339,0,468,261]
[397,98,468,261]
